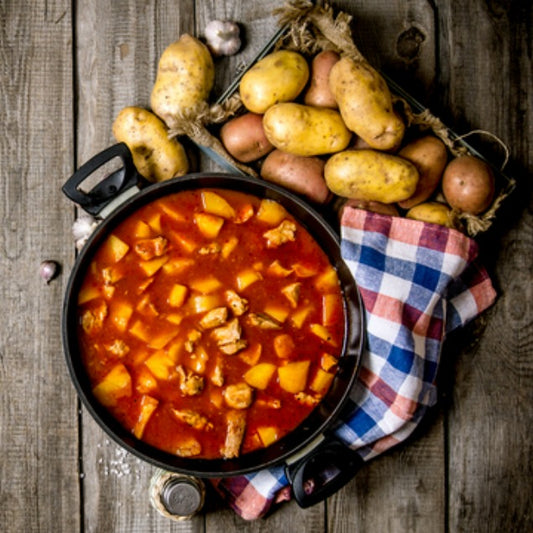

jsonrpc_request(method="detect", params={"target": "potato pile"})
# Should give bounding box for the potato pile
[112,34,216,183]
[111,31,497,232]
[220,48,496,230]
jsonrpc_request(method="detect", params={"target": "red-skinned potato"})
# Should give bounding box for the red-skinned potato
[260,150,329,204]
[442,155,495,214]
[303,50,340,109]
[398,135,448,209]
[343,198,400,216]
[220,112,274,163]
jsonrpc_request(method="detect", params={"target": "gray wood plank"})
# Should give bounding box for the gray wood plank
[437,1,533,532]
[0,1,79,532]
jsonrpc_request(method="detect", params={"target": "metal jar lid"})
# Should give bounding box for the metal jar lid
[150,469,205,521]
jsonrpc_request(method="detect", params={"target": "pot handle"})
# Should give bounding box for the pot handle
[285,436,364,508]
[62,143,143,216]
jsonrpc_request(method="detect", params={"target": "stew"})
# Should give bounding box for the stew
[76,189,345,459]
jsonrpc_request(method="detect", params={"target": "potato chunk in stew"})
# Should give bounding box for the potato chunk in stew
[76,189,344,459]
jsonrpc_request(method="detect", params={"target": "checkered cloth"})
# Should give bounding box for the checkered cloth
[212,207,497,520]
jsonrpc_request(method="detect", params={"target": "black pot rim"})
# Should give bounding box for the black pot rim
[62,171,365,477]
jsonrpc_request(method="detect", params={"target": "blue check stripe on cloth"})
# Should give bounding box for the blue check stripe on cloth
[212,208,497,520]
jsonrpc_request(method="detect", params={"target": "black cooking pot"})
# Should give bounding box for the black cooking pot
[62,143,365,508]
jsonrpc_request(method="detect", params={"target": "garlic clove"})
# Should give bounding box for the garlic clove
[72,214,99,250]
[40,260,61,284]
[204,20,241,56]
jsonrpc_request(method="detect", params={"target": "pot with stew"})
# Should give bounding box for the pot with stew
[62,143,365,507]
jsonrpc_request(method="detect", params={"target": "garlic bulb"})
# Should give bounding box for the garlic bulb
[72,214,99,250]
[204,20,241,56]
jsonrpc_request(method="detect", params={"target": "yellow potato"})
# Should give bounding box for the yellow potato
[329,56,405,151]
[112,106,188,182]
[324,149,418,203]
[239,50,309,114]
[262,103,351,156]
[406,202,453,227]
[150,34,215,127]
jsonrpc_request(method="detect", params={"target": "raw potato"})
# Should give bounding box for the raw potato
[220,113,274,162]
[406,202,453,227]
[342,198,400,217]
[324,149,418,203]
[304,50,340,108]
[261,150,329,204]
[150,34,215,128]
[329,56,405,151]
[112,106,189,182]
[398,135,449,209]
[442,155,495,214]
[239,50,309,114]
[263,103,351,156]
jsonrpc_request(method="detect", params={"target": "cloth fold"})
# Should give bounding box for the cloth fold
[212,208,497,520]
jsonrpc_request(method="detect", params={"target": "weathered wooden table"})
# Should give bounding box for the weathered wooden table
[1,1,531,531]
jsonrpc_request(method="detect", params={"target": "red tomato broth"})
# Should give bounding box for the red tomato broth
[76,188,345,459]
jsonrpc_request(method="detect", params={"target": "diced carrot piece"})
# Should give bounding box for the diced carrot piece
[132,395,159,439]
[310,368,335,394]
[257,426,279,447]
[235,203,254,223]
[236,269,262,291]
[189,276,222,294]
[309,323,337,346]
[256,199,287,226]
[321,293,342,326]
[168,284,188,307]
[109,301,133,332]
[273,334,295,358]
[239,343,262,366]
[138,255,169,276]
[278,361,310,393]
[201,191,236,219]
[320,353,338,372]
[92,363,132,407]
[315,266,340,292]
[244,363,277,390]
[195,212,224,239]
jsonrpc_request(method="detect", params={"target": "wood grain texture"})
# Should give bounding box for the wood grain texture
[0,1,79,532]
[437,2,533,532]
[0,0,531,532]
